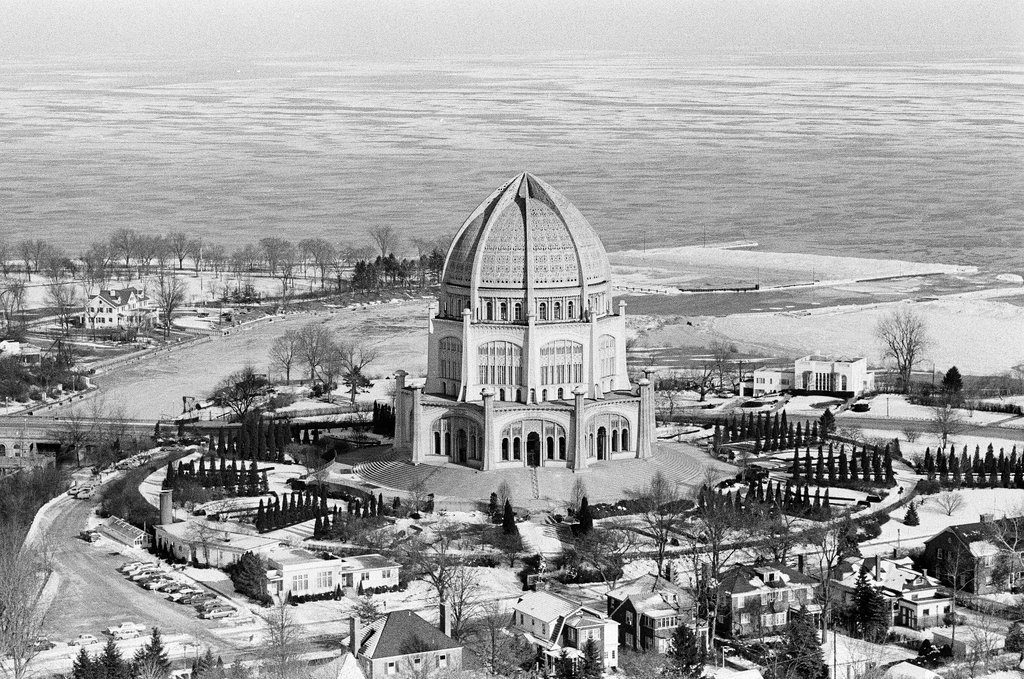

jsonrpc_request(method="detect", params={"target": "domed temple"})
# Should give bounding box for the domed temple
[394,173,654,470]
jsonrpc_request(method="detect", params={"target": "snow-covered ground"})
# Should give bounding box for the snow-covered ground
[609,243,973,289]
[861,488,1024,555]
[785,395,844,415]
[841,395,1012,425]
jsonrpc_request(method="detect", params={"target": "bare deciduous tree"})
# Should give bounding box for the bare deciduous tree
[297,322,330,383]
[368,226,399,257]
[259,600,308,679]
[935,491,965,517]
[626,471,687,585]
[876,307,929,393]
[167,231,194,269]
[269,329,301,382]
[932,403,967,447]
[401,522,463,605]
[154,273,188,339]
[0,533,52,679]
[46,281,80,336]
[446,565,482,640]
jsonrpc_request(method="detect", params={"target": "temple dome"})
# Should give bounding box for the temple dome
[442,173,611,291]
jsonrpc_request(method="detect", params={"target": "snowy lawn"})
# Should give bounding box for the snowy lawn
[785,395,845,415]
[861,488,1024,555]
[841,395,1010,425]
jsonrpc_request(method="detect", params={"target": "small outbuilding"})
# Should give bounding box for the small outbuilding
[98,517,151,549]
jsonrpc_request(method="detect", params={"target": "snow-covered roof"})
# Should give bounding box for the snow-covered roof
[513,591,582,623]
[884,662,940,679]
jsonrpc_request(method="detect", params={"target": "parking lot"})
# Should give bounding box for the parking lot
[35,493,258,659]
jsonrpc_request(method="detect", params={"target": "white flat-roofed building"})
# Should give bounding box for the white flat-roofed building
[154,519,280,569]
[794,355,874,396]
[267,550,399,599]
[749,366,795,397]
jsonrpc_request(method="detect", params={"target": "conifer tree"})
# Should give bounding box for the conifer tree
[850,451,858,480]
[904,502,920,526]
[838,448,849,482]
[72,647,94,679]
[581,638,603,679]
[780,607,824,679]
[853,570,890,642]
[502,500,517,535]
[133,628,171,678]
[100,638,130,679]
[577,496,594,534]
[666,623,704,679]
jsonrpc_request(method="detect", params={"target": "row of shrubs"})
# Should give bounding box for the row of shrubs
[284,583,407,605]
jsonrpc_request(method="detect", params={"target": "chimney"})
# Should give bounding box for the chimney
[159,488,173,526]
[349,617,361,656]
[873,556,881,580]
[797,554,805,574]
[439,602,451,637]
[980,513,994,524]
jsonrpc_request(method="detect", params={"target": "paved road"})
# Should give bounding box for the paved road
[35,493,245,649]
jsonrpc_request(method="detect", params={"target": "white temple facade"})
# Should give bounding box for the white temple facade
[394,173,654,470]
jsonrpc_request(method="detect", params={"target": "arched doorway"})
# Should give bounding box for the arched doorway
[597,427,607,460]
[457,429,468,464]
[526,432,541,467]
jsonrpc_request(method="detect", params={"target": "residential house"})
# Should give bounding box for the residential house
[832,555,952,630]
[749,367,795,397]
[267,549,399,600]
[718,563,820,638]
[920,515,1024,595]
[83,287,155,332]
[511,591,618,674]
[794,355,874,397]
[606,573,708,653]
[0,340,41,366]
[349,609,462,679]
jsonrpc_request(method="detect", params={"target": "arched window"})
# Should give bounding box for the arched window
[501,438,510,461]
[444,432,451,456]
[500,302,508,321]
[433,432,441,455]
[554,302,562,320]
[499,389,506,401]
[557,388,564,400]
[516,388,523,402]
[599,335,616,378]
[841,375,848,391]
[514,303,522,320]
[538,302,547,320]
[439,337,462,382]
[567,301,574,319]
[558,437,567,460]
[621,429,629,451]
[530,388,536,403]
[611,429,619,452]
[546,437,555,459]
[513,438,521,460]
[478,341,523,386]
[486,301,493,320]
[540,340,584,385]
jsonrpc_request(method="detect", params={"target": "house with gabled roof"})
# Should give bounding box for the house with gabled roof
[718,562,820,639]
[83,287,155,332]
[921,514,1024,594]
[348,609,462,679]
[511,591,618,674]
[832,555,951,630]
[606,573,708,653]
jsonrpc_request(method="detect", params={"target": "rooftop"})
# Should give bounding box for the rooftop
[357,610,461,660]
[513,591,583,623]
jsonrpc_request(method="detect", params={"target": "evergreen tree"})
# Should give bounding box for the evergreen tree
[72,647,95,679]
[820,408,835,435]
[904,502,920,526]
[229,551,270,604]
[100,638,131,679]
[780,606,824,679]
[852,570,890,643]
[133,628,171,679]
[577,496,594,534]
[554,649,578,679]
[580,638,603,679]
[838,448,849,482]
[502,500,517,535]
[666,623,705,679]
[941,366,963,395]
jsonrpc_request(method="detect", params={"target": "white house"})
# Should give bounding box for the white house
[511,591,619,673]
[83,287,155,331]
[0,340,41,366]
[749,366,795,397]
[794,355,874,396]
[266,549,399,599]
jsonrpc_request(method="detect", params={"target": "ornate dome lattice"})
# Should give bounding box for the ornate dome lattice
[442,173,611,290]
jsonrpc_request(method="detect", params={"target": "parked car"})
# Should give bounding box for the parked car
[112,629,140,641]
[68,634,99,647]
[118,561,148,574]
[79,530,101,543]
[130,570,165,582]
[107,622,145,636]
[124,565,160,577]
[143,579,175,590]
[30,638,56,652]
[157,582,185,593]
[199,607,235,620]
